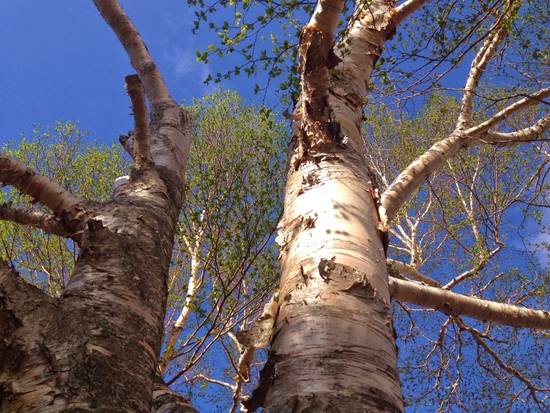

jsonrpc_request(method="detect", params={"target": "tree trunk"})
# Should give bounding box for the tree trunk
[0,192,182,412]
[0,2,195,411]
[244,1,406,411]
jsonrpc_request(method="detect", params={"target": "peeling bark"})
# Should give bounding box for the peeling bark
[0,204,74,238]
[258,1,408,411]
[151,376,199,413]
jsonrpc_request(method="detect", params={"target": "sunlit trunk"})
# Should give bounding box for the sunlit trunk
[251,1,405,411]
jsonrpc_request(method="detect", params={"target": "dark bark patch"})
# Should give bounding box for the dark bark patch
[241,351,278,412]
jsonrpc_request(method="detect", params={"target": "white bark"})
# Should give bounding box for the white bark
[387,259,442,288]
[389,277,550,329]
[255,1,414,411]
[474,112,550,146]
[159,221,205,374]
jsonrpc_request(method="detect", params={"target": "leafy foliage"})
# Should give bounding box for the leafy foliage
[163,89,287,411]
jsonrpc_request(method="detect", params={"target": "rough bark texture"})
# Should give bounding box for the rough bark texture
[0,2,194,412]
[0,175,187,412]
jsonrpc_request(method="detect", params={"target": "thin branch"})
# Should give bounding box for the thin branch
[159,215,207,374]
[465,87,550,137]
[125,75,153,170]
[389,277,550,329]
[454,317,550,396]
[0,203,74,238]
[192,374,236,390]
[457,26,508,130]
[442,243,504,290]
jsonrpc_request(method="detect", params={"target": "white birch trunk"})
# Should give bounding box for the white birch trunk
[243,1,426,411]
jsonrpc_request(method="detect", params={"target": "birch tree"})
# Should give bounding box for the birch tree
[0,1,197,411]
[1,0,550,413]
[193,0,550,411]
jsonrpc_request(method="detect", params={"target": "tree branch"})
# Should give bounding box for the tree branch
[393,0,430,26]
[152,375,199,413]
[465,87,550,137]
[387,259,442,288]
[454,317,550,396]
[125,74,153,171]
[294,0,345,151]
[0,153,87,230]
[93,0,171,107]
[0,203,74,238]
[379,86,550,225]
[389,277,550,329]
[379,132,467,225]
[94,0,193,206]
[473,112,550,146]
[159,219,206,374]
[456,26,507,130]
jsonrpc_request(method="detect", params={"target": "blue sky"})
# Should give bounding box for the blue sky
[0,1,266,145]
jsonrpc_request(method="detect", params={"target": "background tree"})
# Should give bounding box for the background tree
[160,89,286,411]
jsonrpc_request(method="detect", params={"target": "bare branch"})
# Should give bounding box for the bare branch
[389,277,550,330]
[442,244,503,290]
[393,0,430,26]
[387,259,442,288]
[0,153,87,229]
[125,75,153,170]
[455,318,550,396]
[159,219,206,374]
[465,87,550,137]
[0,203,74,238]
[93,0,171,107]
[380,87,550,224]
[457,27,508,130]
[473,112,550,146]
[94,0,193,206]
[192,374,235,390]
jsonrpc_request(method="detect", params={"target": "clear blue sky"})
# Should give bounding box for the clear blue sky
[0,1,266,144]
